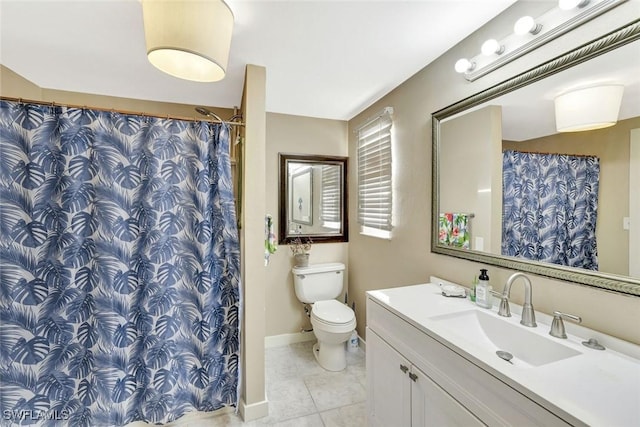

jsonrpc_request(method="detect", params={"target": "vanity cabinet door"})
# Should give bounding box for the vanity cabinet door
[367,328,411,427]
[410,364,483,427]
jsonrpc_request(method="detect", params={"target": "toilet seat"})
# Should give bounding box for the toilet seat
[311,300,355,326]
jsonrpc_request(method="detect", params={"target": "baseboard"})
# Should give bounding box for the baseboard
[264,331,316,348]
[265,331,366,352]
[358,334,366,352]
[126,407,235,426]
[239,398,269,421]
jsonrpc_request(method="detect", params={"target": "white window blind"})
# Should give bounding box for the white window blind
[320,165,341,224]
[357,108,393,234]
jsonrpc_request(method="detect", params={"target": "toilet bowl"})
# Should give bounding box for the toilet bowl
[292,263,356,371]
[311,299,357,371]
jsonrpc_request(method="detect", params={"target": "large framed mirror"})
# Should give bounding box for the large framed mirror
[279,153,348,244]
[432,20,640,296]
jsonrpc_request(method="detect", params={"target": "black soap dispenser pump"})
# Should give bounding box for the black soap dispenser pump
[475,269,492,309]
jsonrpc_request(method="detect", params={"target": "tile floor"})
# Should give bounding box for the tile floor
[210,340,367,426]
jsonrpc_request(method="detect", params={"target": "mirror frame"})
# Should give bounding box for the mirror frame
[279,153,349,244]
[432,20,640,297]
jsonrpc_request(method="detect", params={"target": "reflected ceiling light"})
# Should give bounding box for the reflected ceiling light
[454,58,475,74]
[559,0,590,10]
[142,0,234,82]
[554,85,624,132]
[514,16,542,35]
[481,39,505,56]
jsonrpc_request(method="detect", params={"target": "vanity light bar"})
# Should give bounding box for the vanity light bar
[455,0,627,81]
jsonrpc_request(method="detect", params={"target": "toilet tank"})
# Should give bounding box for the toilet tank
[292,263,345,303]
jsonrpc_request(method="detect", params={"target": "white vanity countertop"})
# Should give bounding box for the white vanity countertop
[367,283,640,427]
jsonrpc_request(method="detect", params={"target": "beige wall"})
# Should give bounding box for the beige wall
[441,105,502,253]
[1,65,232,119]
[1,65,42,99]
[240,65,268,420]
[265,113,348,337]
[348,2,640,345]
[504,116,640,277]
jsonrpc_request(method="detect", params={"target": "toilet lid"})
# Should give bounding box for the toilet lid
[312,300,355,325]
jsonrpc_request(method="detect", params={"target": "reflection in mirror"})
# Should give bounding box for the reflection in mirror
[432,21,640,296]
[279,154,348,244]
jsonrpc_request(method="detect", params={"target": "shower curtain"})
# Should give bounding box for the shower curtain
[502,150,599,270]
[0,100,241,426]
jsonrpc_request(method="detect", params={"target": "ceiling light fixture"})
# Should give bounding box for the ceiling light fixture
[481,39,505,56]
[554,85,624,132]
[455,0,623,82]
[142,0,234,82]
[514,16,543,35]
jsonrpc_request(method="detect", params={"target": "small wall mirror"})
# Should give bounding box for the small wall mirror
[279,153,348,244]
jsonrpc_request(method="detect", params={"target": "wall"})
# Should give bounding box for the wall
[503,116,640,277]
[265,113,348,339]
[1,65,42,99]
[1,65,232,119]
[440,105,502,253]
[631,129,640,277]
[239,65,268,421]
[347,2,640,345]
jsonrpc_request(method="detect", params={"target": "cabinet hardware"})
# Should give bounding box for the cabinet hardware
[400,364,408,373]
[409,372,418,382]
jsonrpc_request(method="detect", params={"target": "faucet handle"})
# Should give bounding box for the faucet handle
[549,311,582,339]
[490,290,511,317]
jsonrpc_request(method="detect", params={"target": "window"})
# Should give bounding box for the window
[320,165,341,229]
[357,107,393,238]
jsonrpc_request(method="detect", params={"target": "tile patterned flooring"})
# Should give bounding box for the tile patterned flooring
[210,340,367,426]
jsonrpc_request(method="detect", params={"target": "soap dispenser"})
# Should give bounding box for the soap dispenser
[475,269,492,309]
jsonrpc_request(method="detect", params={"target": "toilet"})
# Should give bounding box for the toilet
[292,262,356,371]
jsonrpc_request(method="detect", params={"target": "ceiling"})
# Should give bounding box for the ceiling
[0,0,518,121]
[499,39,640,141]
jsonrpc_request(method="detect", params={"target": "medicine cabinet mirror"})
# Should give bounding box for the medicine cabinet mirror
[279,153,348,244]
[432,20,640,296]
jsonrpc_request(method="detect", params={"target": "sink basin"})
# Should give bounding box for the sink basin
[429,310,581,366]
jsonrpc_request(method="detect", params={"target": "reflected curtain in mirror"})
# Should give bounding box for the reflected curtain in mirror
[502,151,600,270]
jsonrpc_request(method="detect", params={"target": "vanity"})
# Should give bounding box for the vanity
[366,281,640,427]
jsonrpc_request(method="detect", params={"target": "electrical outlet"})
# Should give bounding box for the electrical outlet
[623,217,630,230]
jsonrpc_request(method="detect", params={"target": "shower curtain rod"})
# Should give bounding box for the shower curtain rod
[0,96,245,127]
[504,148,598,159]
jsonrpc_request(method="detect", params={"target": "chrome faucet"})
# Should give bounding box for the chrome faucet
[498,272,537,327]
[549,311,581,339]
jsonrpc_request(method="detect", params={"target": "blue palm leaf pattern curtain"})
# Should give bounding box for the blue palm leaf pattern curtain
[502,150,599,270]
[0,100,240,426]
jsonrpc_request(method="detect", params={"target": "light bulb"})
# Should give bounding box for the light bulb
[454,58,474,74]
[514,16,542,35]
[481,39,504,56]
